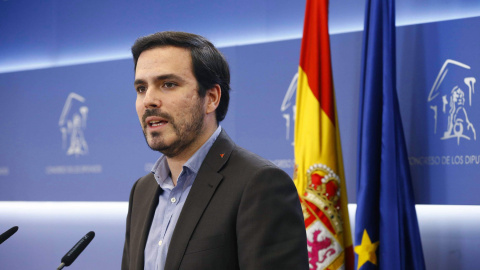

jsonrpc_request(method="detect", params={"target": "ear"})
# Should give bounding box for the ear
[205,84,221,115]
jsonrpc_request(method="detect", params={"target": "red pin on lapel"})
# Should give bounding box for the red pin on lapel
[220,153,225,158]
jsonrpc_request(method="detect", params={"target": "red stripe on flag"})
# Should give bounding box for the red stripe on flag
[299,0,335,124]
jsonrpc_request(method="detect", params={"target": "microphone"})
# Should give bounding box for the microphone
[57,231,95,270]
[0,226,18,245]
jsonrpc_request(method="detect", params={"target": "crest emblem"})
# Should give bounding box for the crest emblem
[301,163,345,270]
[428,59,477,145]
[59,92,89,156]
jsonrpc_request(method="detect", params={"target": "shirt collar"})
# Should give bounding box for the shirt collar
[150,126,222,186]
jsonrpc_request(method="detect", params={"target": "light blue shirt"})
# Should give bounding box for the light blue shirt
[144,126,222,270]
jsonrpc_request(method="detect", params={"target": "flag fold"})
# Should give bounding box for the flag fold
[354,0,426,269]
[294,0,353,269]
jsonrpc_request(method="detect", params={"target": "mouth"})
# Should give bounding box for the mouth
[145,116,168,129]
[149,120,167,127]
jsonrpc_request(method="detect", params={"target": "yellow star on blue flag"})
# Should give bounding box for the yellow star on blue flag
[354,229,379,269]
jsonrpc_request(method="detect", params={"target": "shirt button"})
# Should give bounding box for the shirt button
[171,197,176,203]
[158,240,163,246]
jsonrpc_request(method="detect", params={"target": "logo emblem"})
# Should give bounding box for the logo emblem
[428,59,477,144]
[59,93,89,156]
[281,73,298,145]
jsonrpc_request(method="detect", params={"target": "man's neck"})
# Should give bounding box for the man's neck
[166,123,218,185]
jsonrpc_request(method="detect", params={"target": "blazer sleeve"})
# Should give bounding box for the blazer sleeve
[236,166,309,270]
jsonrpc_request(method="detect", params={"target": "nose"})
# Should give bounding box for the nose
[143,88,161,108]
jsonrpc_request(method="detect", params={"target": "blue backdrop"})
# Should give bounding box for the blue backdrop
[1,17,479,204]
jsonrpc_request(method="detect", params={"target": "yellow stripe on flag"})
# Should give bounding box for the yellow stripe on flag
[294,67,338,196]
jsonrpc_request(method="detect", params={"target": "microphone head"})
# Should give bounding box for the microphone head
[0,226,19,245]
[61,231,95,266]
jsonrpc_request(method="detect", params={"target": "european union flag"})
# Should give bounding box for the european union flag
[354,0,426,269]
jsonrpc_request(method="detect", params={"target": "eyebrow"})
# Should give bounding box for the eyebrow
[134,74,186,86]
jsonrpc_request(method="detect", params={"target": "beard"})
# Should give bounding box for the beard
[141,99,205,158]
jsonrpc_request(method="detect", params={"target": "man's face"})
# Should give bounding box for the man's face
[134,46,207,157]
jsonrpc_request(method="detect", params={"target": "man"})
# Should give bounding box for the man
[122,31,308,270]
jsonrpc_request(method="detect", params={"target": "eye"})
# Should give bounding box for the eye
[136,85,146,93]
[163,82,177,89]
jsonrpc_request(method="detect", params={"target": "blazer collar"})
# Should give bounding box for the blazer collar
[164,129,235,270]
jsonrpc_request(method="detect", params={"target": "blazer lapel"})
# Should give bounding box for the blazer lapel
[164,130,235,270]
[132,174,161,270]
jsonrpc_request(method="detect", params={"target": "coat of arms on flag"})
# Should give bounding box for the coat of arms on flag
[301,164,346,269]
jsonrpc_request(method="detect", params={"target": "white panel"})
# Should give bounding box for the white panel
[1,202,479,269]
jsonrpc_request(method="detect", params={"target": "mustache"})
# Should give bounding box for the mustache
[142,109,173,126]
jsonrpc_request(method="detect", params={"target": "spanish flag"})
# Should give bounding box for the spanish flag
[294,0,353,269]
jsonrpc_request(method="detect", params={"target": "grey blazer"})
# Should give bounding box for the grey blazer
[122,130,309,270]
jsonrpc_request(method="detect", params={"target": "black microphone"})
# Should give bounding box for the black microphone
[0,226,18,245]
[57,231,95,270]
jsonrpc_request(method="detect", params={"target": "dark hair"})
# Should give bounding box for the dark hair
[131,31,230,123]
